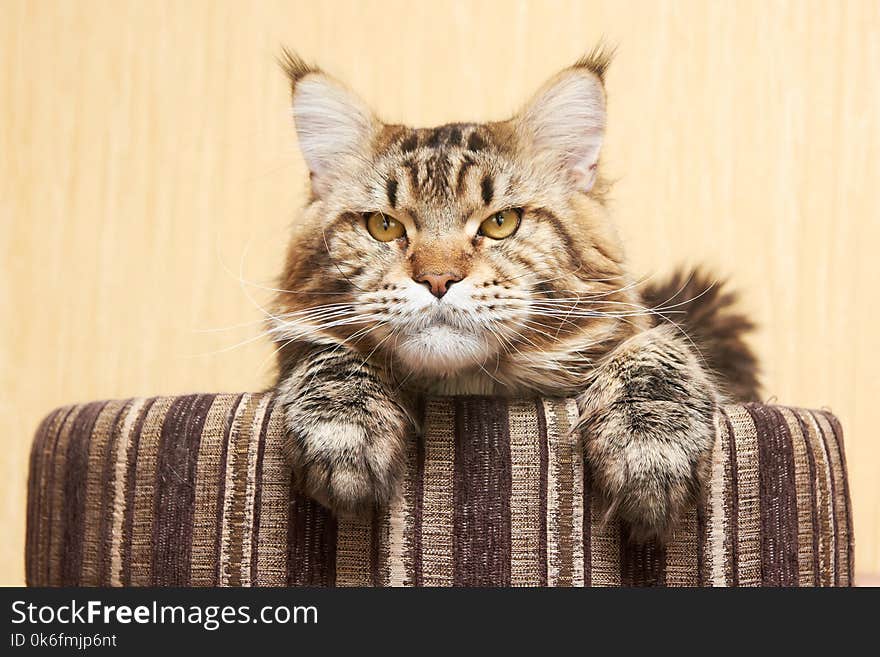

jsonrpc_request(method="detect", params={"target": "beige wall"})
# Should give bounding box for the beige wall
[2,0,878,585]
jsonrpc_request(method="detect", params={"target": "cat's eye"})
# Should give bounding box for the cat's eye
[478,208,521,240]
[365,212,406,242]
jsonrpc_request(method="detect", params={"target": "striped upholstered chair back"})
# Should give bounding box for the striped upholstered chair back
[26,394,854,586]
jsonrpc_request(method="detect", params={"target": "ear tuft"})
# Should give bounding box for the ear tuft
[278,47,320,92]
[572,42,615,83]
[281,53,378,197]
[516,59,607,193]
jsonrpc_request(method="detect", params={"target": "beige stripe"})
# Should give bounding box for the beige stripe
[387,433,418,586]
[665,506,700,586]
[799,409,834,586]
[44,406,81,585]
[190,394,240,586]
[507,400,542,586]
[80,400,128,585]
[566,400,585,587]
[421,399,455,586]
[777,407,817,586]
[218,393,256,586]
[129,396,175,586]
[813,411,849,585]
[707,412,730,586]
[108,398,147,586]
[32,406,73,585]
[255,405,291,586]
[543,399,575,586]
[376,508,393,586]
[240,394,271,587]
[724,405,761,586]
[335,517,373,586]
[387,494,408,586]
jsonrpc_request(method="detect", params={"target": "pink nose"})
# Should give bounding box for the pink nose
[414,272,462,299]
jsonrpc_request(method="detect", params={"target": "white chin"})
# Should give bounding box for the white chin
[396,326,491,376]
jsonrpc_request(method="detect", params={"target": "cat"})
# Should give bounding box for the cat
[270,48,759,543]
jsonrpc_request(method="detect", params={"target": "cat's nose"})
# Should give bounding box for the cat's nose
[414,272,462,299]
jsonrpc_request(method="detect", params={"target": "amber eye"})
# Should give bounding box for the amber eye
[478,208,521,240]
[365,212,406,242]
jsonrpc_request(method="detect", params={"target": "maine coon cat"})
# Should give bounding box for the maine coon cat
[271,49,759,542]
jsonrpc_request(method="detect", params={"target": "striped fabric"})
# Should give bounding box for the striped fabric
[25,394,854,587]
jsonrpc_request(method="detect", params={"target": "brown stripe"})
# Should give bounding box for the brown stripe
[151,394,215,585]
[26,407,72,586]
[191,393,242,586]
[747,404,799,586]
[41,404,77,585]
[25,411,50,585]
[452,397,511,586]
[248,396,275,584]
[127,397,174,585]
[535,398,549,586]
[821,411,854,585]
[507,400,543,586]
[696,501,706,586]
[44,405,81,585]
[410,434,425,585]
[81,400,130,585]
[719,409,739,585]
[370,512,383,586]
[26,407,71,586]
[620,539,665,587]
[286,493,336,586]
[60,401,109,586]
[24,412,50,585]
[255,404,292,586]
[47,405,85,585]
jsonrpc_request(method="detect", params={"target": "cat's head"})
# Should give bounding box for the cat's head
[274,49,634,382]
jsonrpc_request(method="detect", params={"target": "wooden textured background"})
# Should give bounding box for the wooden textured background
[1,0,878,585]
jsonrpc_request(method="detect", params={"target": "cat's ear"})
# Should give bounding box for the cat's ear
[281,50,379,197]
[514,49,611,193]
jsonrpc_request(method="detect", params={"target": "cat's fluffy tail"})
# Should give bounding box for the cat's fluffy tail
[641,268,761,402]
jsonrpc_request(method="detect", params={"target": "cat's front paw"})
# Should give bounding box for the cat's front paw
[584,400,715,543]
[284,417,403,516]
[577,325,719,543]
